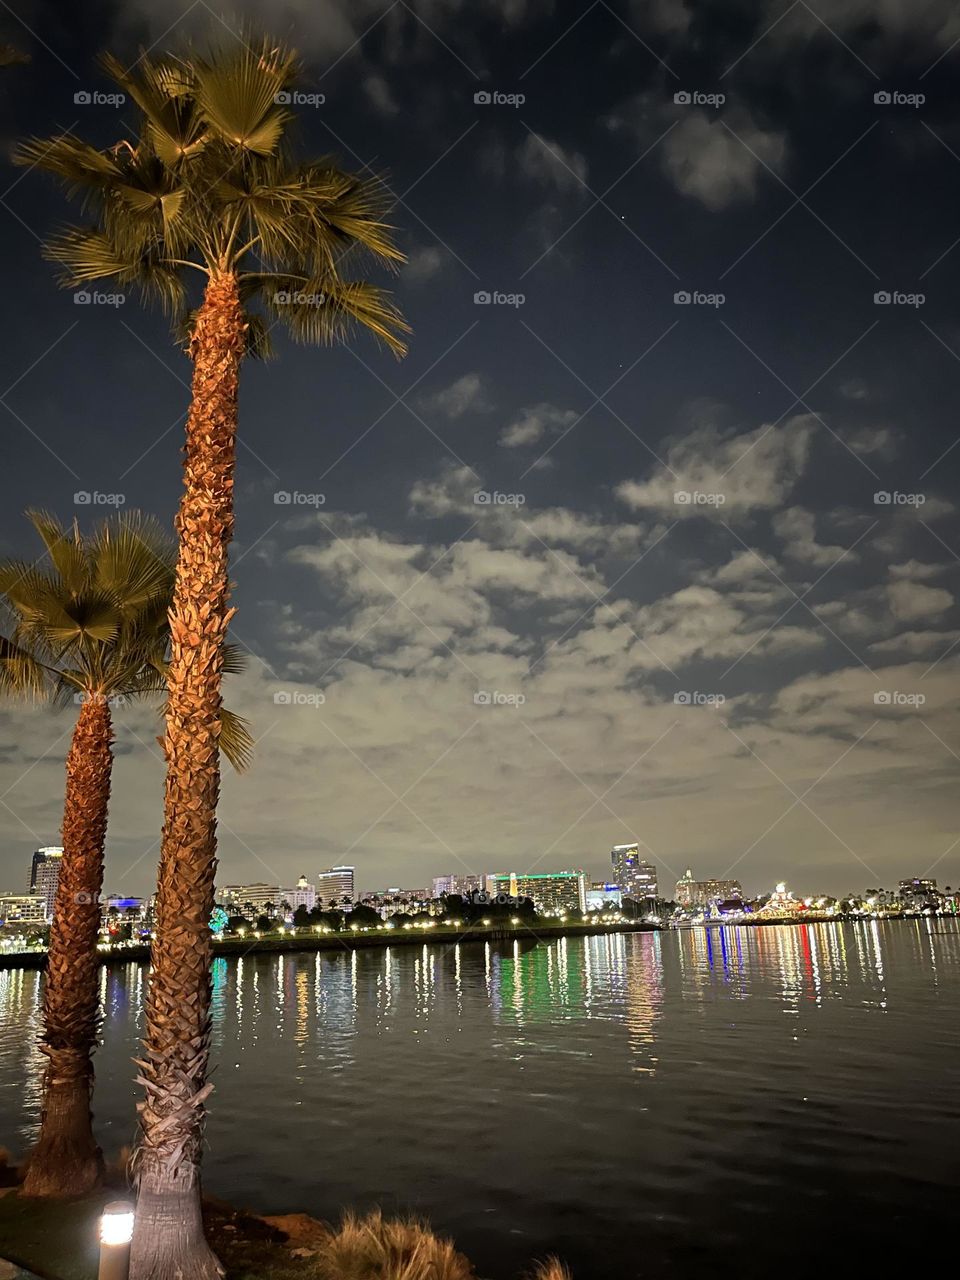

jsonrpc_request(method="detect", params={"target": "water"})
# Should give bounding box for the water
[2,920,960,1278]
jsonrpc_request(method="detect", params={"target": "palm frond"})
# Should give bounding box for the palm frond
[218,705,254,772]
[0,635,50,700]
[24,509,88,595]
[192,38,297,155]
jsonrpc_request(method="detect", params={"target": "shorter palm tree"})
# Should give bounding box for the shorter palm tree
[0,510,251,1196]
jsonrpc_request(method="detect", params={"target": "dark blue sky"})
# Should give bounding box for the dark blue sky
[1,0,958,899]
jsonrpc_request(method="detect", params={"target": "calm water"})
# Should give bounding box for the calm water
[2,921,960,1277]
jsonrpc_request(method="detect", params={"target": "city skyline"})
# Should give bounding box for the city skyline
[1,2,959,902]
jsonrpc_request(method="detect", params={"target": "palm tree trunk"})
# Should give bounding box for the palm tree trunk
[129,272,244,1280]
[22,695,112,1197]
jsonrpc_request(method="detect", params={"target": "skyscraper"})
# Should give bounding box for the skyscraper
[29,846,63,921]
[611,844,657,900]
[317,865,355,906]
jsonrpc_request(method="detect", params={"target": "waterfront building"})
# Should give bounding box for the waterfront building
[492,871,586,915]
[317,865,355,906]
[611,845,657,899]
[432,874,484,898]
[287,875,316,911]
[29,847,63,921]
[0,893,47,924]
[675,867,744,909]
[220,883,282,916]
[898,877,938,899]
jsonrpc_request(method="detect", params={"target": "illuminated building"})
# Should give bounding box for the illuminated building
[586,884,622,910]
[287,875,316,911]
[316,865,355,906]
[220,883,282,916]
[611,845,657,899]
[675,867,743,909]
[898,877,938,898]
[492,871,586,914]
[29,847,63,921]
[0,893,47,924]
[432,874,484,898]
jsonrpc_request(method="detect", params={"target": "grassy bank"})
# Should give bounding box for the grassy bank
[0,920,657,971]
[0,1186,569,1280]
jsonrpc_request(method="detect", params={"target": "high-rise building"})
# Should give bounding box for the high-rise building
[432,874,484,898]
[317,865,355,906]
[30,847,63,921]
[611,844,657,900]
[675,867,743,908]
[492,871,586,915]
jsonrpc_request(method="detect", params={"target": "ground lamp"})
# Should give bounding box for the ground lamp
[99,1201,135,1280]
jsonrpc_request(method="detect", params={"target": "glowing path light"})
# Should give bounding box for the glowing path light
[99,1200,135,1280]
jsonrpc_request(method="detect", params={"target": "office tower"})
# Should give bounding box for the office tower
[611,844,657,899]
[30,846,63,921]
[317,865,355,906]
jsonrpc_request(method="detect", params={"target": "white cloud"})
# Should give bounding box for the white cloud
[499,403,579,448]
[419,373,490,419]
[403,246,446,285]
[616,415,815,516]
[662,108,787,210]
[887,579,953,622]
[518,133,589,194]
[773,507,850,567]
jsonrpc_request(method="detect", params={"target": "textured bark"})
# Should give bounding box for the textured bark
[130,272,243,1280]
[22,694,112,1197]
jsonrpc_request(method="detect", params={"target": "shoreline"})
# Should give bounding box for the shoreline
[0,912,950,971]
[0,919,658,971]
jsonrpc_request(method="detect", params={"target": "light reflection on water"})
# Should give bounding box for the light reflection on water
[2,920,960,1278]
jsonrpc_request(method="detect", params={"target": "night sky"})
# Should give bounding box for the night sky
[1,0,958,900]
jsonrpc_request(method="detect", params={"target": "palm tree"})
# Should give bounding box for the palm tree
[17,36,407,1275]
[0,510,252,1198]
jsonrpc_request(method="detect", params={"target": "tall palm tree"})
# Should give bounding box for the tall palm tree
[0,510,252,1198]
[18,35,407,1275]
